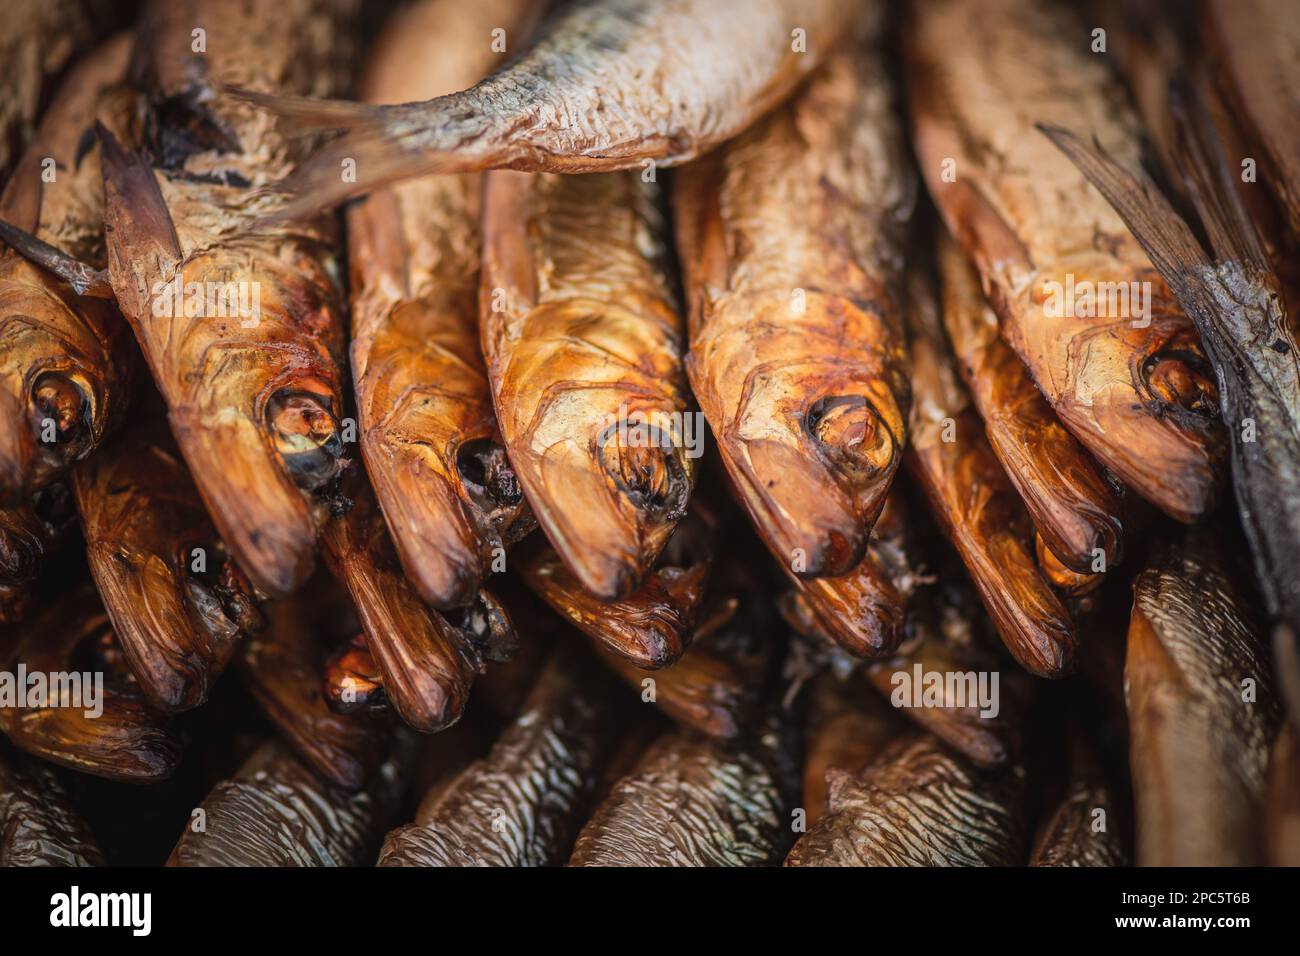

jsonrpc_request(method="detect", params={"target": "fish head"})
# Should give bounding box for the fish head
[1026,260,1224,521]
[0,258,123,502]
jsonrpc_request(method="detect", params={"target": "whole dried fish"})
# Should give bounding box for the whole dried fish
[568,716,799,866]
[1043,93,1300,634]
[347,0,537,609]
[674,9,912,579]
[785,734,1028,867]
[480,169,692,600]
[0,0,118,177]
[0,35,134,503]
[0,744,104,866]
[906,0,1224,522]
[521,507,713,669]
[236,0,863,220]
[935,229,1123,573]
[322,478,517,734]
[168,735,413,867]
[74,418,261,712]
[1124,536,1280,865]
[98,0,358,597]
[377,647,621,866]
[238,594,390,791]
[0,584,181,783]
[1206,0,1300,237]
[905,266,1076,678]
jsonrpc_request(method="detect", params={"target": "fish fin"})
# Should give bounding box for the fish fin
[0,218,114,298]
[1166,81,1271,272]
[1037,123,1214,305]
[96,121,182,317]
[230,86,499,224]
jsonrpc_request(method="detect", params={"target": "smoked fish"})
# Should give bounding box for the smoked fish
[1125,536,1280,866]
[237,0,864,220]
[347,0,537,609]
[480,169,692,600]
[99,0,358,597]
[0,35,134,503]
[0,744,104,865]
[906,0,1224,522]
[675,9,913,579]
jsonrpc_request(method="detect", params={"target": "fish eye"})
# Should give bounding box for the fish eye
[456,437,523,513]
[1141,348,1218,414]
[450,590,517,665]
[30,370,93,457]
[597,419,689,520]
[806,394,894,477]
[265,389,345,492]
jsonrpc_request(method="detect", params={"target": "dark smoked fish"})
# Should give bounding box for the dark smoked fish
[1029,736,1127,867]
[904,267,1077,678]
[802,674,899,827]
[906,0,1225,522]
[0,584,181,783]
[73,418,262,712]
[347,0,537,610]
[1125,537,1280,865]
[99,0,358,597]
[0,744,104,865]
[785,734,1028,867]
[674,9,913,579]
[1043,94,1300,634]
[168,735,413,867]
[0,35,134,504]
[378,647,621,866]
[481,169,692,600]
[236,0,863,220]
[935,229,1123,573]
[568,716,799,866]
[0,485,75,623]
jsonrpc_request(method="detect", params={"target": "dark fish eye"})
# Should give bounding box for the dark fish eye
[265,389,345,491]
[456,437,523,513]
[806,394,894,477]
[31,371,93,454]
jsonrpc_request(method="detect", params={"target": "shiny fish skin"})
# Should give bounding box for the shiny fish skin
[0,585,181,783]
[1125,538,1280,866]
[378,648,620,866]
[905,267,1077,678]
[935,230,1122,573]
[674,9,913,579]
[99,0,358,598]
[0,746,104,866]
[168,736,412,867]
[568,721,797,867]
[348,0,537,610]
[238,0,863,221]
[0,36,134,504]
[1207,0,1300,237]
[481,169,692,600]
[74,420,260,712]
[785,734,1027,867]
[906,0,1224,523]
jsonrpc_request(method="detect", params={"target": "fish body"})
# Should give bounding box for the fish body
[0,35,134,503]
[241,0,864,219]
[481,169,692,600]
[348,0,537,609]
[906,0,1224,522]
[0,745,104,865]
[100,0,358,597]
[675,11,913,578]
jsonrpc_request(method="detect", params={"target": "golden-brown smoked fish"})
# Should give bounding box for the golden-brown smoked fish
[347,0,537,609]
[904,267,1076,678]
[74,416,262,712]
[1125,536,1280,865]
[935,229,1122,573]
[0,743,104,865]
[99,0,358,597]
[0,36,133,504]
[237,0,864,220]
[480,169,692,600]
[0,584,181,783]
[377,647,621,866]
[906,0,1224,522]
[674,9,912,578]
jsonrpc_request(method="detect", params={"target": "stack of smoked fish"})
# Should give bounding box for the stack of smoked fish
[0,0,1296,869]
